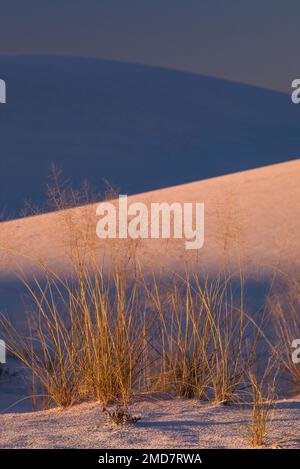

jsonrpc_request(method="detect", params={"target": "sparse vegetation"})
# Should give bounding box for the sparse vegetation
[0,265,152,408]
[0,266,262,409]
[0,174,299,451]
[103,404,141,426]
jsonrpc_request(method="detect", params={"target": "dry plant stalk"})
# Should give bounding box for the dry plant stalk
[247,368,276,447]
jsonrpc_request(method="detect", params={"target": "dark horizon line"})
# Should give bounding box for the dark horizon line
[0,52,290,96]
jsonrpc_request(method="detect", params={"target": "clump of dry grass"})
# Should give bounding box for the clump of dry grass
[146,272,259,404]
[247,367,276,447]
[0,265,152,408]
[207,275,257,404]
[144,275,214,398]
[0,272,83,408]
[79,266,152,405]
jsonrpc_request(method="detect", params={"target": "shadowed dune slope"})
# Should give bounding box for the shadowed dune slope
[1,56,300,217]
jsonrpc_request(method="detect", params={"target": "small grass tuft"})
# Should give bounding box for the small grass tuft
[103,404,141,426]
[247,369,276,447]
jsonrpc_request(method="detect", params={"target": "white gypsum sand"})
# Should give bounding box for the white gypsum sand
[0,398,299,449]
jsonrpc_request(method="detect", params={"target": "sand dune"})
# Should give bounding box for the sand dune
[0,159,299,282]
